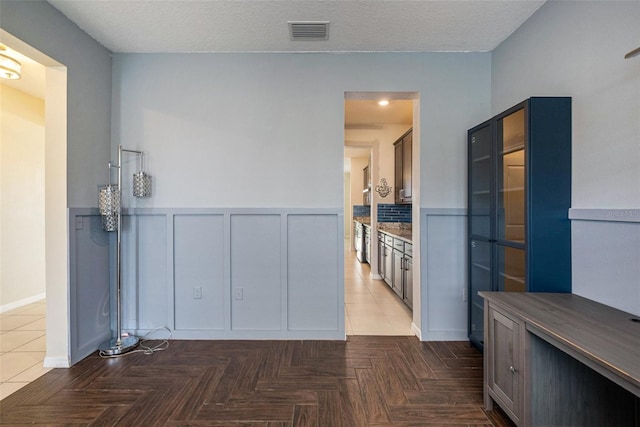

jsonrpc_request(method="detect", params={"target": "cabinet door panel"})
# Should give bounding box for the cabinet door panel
[469,239,492,344]
[403,256,413,309]
[403,132,412,200]
[384,245,393,286]
[497,245,525,292]
[469,124,492,239]
[392,250,403,297]
[394,142,403,203]
[497,108,526,244]
[378,238,385,278]
[488,307,521,421]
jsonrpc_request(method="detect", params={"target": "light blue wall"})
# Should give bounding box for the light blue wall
[112,52,491,339]
[0,0,113,207]
[492,1,640,314]
[113,52,490,209]
[1,1,113,365]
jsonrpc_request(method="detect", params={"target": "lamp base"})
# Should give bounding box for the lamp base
[98,335,139,356]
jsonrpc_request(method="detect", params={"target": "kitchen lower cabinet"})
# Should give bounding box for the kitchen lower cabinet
[383,243,393,286]
[354,221,364,262]
[378,235,385,278]
[392,249,403,297]
[378,230,412,309]
[402,253,413,309]
[364,225,371,264]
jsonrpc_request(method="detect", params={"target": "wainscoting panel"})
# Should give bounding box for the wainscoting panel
[69,209,111,365]
[135,215,168,330]
[287,214,342,331]
[230,214,282,331]
[420,209,468,341]
[72,208,343,356]
[174,214,225,330]
[570,209,640,316]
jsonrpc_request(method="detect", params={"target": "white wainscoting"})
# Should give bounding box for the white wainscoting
[114,208,344,340]
[419,208,468,341]
[569,209,640,316]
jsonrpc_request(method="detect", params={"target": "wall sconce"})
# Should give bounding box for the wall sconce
[375,178,392,198]
[0,51,21,80]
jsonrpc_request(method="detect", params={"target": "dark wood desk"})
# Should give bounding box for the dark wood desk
[480,292,640,427]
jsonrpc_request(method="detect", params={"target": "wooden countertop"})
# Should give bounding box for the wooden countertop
[479,292,640,396]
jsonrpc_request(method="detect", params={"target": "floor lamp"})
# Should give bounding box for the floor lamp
[98,145,152,356]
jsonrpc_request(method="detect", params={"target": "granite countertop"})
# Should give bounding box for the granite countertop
[378,223,412,242]
[353,216,371,225]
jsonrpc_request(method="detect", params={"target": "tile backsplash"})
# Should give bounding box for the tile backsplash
[378,204,412,223]
[353,205,371,217]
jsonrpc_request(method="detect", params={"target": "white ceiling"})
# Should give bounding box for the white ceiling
[46,0,545,53]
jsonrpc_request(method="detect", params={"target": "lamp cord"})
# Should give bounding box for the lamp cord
[99,326,172,358]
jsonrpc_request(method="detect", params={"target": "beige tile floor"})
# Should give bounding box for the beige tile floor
[0,300,50,400]
[345,245,414,335]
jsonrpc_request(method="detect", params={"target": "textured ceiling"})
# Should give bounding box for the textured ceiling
[46,0,545,53]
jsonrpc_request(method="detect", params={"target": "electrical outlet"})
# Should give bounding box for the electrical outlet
[75,217,83,230]
[234,288,243,300]
[193,286,202,299]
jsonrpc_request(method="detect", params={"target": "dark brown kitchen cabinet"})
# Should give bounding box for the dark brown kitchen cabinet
[363,164,371,205]
[394,129,412,204]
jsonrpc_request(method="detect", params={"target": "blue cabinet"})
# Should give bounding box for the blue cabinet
[467,97,572,349]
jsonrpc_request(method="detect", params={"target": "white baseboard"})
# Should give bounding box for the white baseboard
[44,356,70,368]
[421,330,468,341]
[411,322,422,340]
[0,293,46,314]
[370,273,382,280]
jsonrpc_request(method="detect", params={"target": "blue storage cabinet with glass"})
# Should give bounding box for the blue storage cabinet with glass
[467,97,572,350]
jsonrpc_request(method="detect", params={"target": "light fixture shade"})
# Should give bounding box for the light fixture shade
[99,184,120,215]
[133,171,152,198]
[0,53,21,80]
[101,214,118,232]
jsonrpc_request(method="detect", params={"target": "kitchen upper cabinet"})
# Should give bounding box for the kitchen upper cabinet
[363,164,371,206]
[394,129,412,204]
[467,97,572,349]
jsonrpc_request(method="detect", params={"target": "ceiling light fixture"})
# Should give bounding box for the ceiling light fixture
[378,100,389,106]
[0,52,21,80]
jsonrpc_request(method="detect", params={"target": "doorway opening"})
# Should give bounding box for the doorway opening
[344,92,420,336]
[0,31,68,398]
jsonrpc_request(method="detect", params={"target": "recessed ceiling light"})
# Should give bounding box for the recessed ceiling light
[378,100,389,106]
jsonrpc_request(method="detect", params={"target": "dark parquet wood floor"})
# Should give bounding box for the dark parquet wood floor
[0,337,515,426]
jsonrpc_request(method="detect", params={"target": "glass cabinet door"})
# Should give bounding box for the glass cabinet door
[497,109,526,244]
[469,124,492,239]
[497,245,525,292]
[469,239,492,344]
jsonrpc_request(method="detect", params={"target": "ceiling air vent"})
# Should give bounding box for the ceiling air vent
[288,21,329,41]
